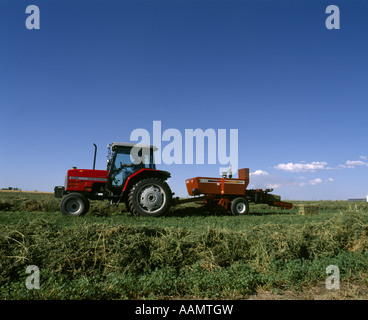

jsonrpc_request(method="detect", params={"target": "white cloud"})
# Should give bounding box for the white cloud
[274,161,328,172]
[265,183,281,189]
[346,160,368,167]
[249,170,283,189]
[337,158,368,169]
[250,170,269,176]
[308,177,334,186]
[309,178,322,185]
[273,157,368,174]
[338,164,354,169]
[249,164,335,190]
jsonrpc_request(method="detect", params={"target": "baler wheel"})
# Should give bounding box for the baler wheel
[230,197,249,215]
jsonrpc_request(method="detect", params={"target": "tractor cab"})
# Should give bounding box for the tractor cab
[107,142,156,189]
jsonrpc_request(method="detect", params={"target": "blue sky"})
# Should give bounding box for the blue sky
[0,0,367,200]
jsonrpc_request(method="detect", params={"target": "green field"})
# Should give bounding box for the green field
[1,191,368,299]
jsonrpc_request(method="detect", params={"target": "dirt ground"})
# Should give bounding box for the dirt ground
[247,280,368,300]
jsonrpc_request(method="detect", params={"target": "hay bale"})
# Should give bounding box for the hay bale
[298,204,319,215]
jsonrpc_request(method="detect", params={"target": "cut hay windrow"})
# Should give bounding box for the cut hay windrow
[1,211,368,299]
[1,192,368,299]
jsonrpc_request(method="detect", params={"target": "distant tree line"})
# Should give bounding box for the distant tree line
[1,187,21,191]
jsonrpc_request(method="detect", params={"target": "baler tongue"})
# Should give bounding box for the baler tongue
[269,201,294,209]
[259,191,293,209]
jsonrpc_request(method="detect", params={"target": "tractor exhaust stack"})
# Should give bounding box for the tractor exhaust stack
[93,143,97,170]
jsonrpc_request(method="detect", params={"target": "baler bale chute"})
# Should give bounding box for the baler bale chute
[174,168,293,215]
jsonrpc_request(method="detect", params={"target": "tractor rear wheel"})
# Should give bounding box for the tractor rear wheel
[123,189,139,216]
[124,198,134,215]
[60,193,90,216]
[128,178,172,217]
[231,197,249,215]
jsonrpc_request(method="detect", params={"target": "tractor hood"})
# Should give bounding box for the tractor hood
[66,168,108,192]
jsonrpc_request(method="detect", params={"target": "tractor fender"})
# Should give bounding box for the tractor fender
[122,169,171,192]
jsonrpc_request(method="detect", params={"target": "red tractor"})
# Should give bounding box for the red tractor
[54,143,173,217]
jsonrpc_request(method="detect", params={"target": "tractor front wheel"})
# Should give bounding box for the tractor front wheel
[60,193,90,216]
[128,178,172,217]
